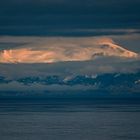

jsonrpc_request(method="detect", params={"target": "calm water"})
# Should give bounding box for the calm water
[0,98,140,140]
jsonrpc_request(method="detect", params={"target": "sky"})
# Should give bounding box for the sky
[0,0,140,36]
[0,0,140,94]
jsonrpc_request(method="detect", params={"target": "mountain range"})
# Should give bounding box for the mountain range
[0,72,140,98]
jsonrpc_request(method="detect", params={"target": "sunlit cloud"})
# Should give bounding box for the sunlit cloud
[0,37,138,63]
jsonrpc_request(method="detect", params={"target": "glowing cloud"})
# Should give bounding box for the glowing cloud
[0,37,138,63]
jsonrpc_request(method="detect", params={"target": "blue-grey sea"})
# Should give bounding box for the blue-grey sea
[0,98,140,140]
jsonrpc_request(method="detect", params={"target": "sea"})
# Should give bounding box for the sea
[0,98,140,140]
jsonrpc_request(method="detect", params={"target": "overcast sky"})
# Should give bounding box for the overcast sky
[0,0,140,36]
[0,0,140,76]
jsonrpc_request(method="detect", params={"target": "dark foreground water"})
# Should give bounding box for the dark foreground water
[0,98,140,140]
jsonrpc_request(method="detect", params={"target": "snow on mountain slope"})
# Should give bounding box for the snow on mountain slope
[0,37,138,63]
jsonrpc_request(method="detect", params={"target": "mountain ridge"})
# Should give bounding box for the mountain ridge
[0,38,138,63]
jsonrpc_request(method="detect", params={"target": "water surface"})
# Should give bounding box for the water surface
[0,98,140,140]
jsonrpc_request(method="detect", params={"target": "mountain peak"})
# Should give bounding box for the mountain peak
[97,38,138,58]
[0,37,138,63]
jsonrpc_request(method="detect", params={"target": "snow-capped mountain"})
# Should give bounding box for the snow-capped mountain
[0,37,138,63]
[0,73,140,90]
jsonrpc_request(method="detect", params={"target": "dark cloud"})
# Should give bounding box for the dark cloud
[0,0,140,35]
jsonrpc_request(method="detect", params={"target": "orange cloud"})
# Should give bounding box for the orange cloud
[0,37,138,63]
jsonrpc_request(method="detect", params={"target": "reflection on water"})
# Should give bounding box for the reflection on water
[0,98,140,140]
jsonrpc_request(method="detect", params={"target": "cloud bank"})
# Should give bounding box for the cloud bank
[0,35,140,95]
[0,37,138,63]
[0,35,139,79]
